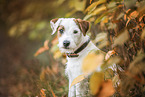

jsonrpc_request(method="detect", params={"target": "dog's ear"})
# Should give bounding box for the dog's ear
[74,19,90,36]
[50,18,61,35]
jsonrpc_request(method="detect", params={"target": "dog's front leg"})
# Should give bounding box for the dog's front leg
[75,82,82,97]
[68,78,76,97]
[75,79,90,97]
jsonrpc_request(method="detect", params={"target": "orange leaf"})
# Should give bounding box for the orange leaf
[124,14,127,21]
[139,14,145,22]
[34,39,49,56]
[97,79,115,97]
[126,9,131,14]
[129,11,139,19]
[44,39,49,48]
[34,47,49,57]
[40,89,46,97]
[105,50,116,60]
[126,18,131,26]
[90,0,92,4]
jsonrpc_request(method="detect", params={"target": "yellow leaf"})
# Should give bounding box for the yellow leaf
[40,68,46,81]
[102,16,108,23]
[95,12,109,24]
[85,0,106,12]
[107,56,121,66]
[69,0,86,11]
[98,40,109,49]
[141,28,145,39]
[53,50,62,59]
[89,72,104,95]
[70,74,86,88]
[95,32,107,43]
[97,79,115,97]
[113,29,129,46]
[95,32,109,48]
[9,25,17,37]
[83,13,94,20]
[107,2,116,8]
[92,5,106,15]
[105,50,116,60]
[56,0,65,6]
[50,44,59,53]
[82,52,104,74]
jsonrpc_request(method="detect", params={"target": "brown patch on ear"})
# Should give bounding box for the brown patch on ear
[74,19,90,36]
[51,18,58,23]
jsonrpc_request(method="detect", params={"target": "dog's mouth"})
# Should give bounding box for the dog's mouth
[63,46,70,49]
[59,46,75,53]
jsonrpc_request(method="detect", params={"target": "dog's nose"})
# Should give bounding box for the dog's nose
[63,40,70,48]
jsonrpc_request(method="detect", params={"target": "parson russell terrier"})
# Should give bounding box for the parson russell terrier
[50,18,100,97]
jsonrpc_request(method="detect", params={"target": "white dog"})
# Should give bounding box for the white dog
[50,18,100,97]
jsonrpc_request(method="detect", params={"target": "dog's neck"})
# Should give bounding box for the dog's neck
[65,35,96,58]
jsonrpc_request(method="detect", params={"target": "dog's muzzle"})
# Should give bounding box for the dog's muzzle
[66,39,90,58]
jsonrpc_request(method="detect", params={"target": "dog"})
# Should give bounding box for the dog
[50,18,100,97]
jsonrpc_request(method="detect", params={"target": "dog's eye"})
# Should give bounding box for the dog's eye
[73,30,78,34]
[59,29,64,34]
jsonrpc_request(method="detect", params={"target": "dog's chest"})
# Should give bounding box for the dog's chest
[65,56,85,79]
[65,42,98,79]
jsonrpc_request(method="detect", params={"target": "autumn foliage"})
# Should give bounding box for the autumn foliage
[1,0,144,97]
[34,0,145,97]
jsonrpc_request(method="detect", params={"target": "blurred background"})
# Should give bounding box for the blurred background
[0,0,77,96]
[0,0,145,97]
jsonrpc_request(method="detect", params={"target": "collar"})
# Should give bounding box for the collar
[66,39,90,58]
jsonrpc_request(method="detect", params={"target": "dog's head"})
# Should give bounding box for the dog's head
[50,18,90,53]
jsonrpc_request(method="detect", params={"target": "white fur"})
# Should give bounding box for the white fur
[50,18,99,97]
